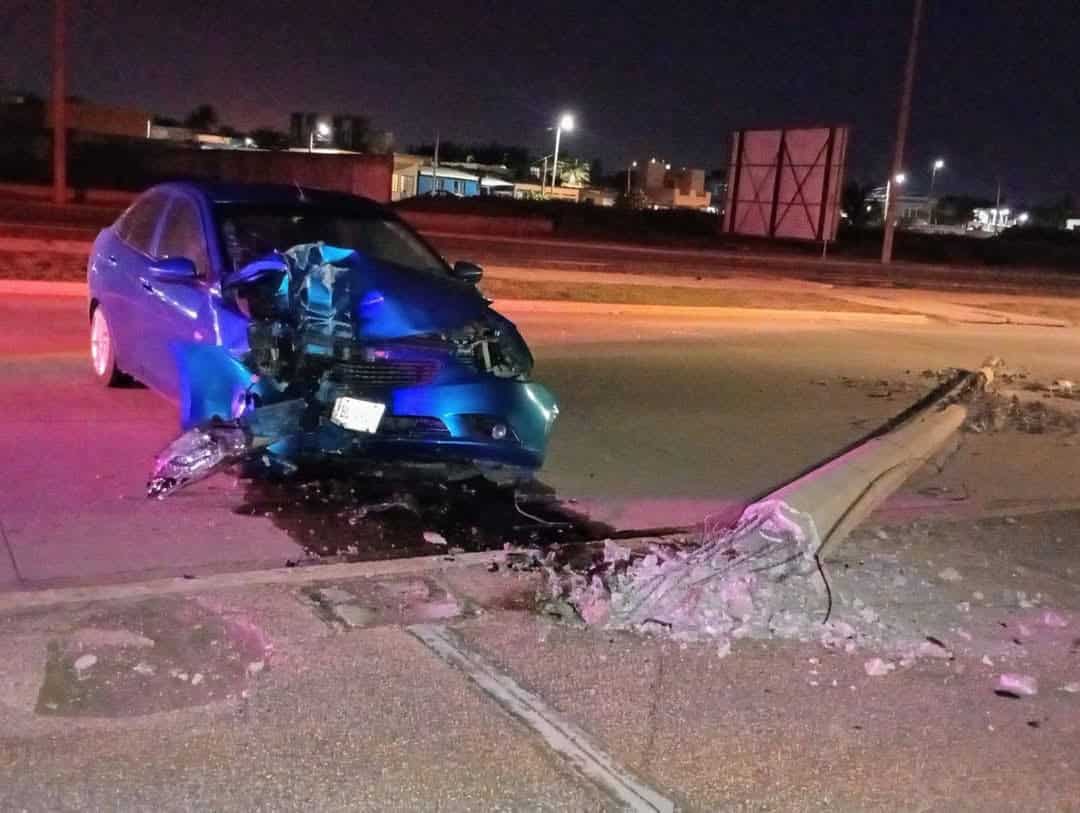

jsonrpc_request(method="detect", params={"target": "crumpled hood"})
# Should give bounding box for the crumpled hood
[238,243,493,342]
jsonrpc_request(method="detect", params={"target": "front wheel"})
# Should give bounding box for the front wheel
[90,305,125,387]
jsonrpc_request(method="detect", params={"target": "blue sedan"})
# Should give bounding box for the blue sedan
[87,182,558,496]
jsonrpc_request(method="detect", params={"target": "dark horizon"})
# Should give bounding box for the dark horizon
[5,0,1079,205]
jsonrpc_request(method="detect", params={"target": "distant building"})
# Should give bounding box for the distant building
[969,207,1021,232]
[865,186,934,225]
[2,93,150,138]
[290,112,380,152]
[632,159,712,210]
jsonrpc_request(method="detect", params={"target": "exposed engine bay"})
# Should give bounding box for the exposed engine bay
[147,243,552,498]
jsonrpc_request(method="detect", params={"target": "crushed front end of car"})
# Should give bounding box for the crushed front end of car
[147,243,558,498]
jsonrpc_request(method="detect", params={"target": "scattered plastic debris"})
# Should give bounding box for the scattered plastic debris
[1041,610,1068,628]
[864,657,896,677]
[997,673,1038,697]
[937,567,963,582]
[73,654,97,674]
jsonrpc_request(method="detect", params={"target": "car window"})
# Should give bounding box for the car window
[157,197,211,278]
[216,204,448,278]
[117,192,169,256]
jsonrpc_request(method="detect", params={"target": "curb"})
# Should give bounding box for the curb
[0,279,931,323]
[0,550,504,614]
[497,298,930,324]
[0,279,87,297]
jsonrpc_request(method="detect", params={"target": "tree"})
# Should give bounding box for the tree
[558,156,591,187]
[183,104,219,132]
[250,128,289,150]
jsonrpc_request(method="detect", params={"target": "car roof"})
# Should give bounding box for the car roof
[150,181,388,214]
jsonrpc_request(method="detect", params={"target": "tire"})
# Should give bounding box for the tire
[90,304,126,387]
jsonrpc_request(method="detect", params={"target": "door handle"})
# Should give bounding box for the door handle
[105,254,118,266]
[139,277,154,293]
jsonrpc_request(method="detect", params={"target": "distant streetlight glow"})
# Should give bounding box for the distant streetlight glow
[309,119,332,152]
[883,172,908,228]
[550,111,575,191]
[929,158,946,223]
[1018,212,1030,224]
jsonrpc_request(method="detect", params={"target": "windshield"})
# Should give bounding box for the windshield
[216,204,448,277]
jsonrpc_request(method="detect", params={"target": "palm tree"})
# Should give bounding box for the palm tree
[558,157,591,188]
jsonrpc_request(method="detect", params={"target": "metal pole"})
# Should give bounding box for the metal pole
[929,164,938,224]
[551,126,562,192]
[881,0,924,264]
[51,0,67,206]
[994,177,1002,234]
[541,156,548,196]
[432,130,440,194]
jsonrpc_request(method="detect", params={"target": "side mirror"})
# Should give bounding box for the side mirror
[148,256,198,282]
[452,260,483,284]
[224,254,290,290]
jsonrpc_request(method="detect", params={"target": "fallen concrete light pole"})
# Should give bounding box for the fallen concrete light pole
[558,367,992,639]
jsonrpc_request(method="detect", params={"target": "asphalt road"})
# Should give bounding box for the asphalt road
[3,290,1080,590]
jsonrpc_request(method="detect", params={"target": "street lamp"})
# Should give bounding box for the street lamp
[883,172,907,227]
[550,112,574,191]
[928,158,945,224]
[626,160,637,196]
[309,119,331,152]
[930,158,945,195]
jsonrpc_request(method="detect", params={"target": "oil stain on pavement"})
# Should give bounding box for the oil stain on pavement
[234,474,611,562]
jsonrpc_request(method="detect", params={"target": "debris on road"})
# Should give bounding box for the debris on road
[73,654,98,675]
[996,673,1039,697]
[864,657,896,677]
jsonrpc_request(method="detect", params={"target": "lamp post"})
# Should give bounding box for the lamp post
[52,0,67,205]
[550,113,574,192]
[929,158,944,223]
[882,172,907,227]
[309,120,331,153]
[929,158,945,196]
[626,160,637,196]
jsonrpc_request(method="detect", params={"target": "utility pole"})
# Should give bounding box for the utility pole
[432,130,440,194]
[994,177,1002,234]
[881,0,924,264]
[52,0,67,205]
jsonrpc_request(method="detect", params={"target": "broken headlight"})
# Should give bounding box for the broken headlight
[450,319,533,380]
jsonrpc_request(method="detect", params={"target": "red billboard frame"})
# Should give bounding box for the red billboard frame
[723,126,849,242]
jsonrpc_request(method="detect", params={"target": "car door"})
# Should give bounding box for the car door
[140,193,218,400]
[108,191,171,385]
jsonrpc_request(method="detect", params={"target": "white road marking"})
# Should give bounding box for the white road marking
[409,623,676,813]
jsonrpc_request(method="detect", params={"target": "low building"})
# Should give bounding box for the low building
[865,186,934,225]
[417,166,480,197]
[633,159,712,210]
[968,207,1024,232]
[512,182,580,202]
[3,93,151,138]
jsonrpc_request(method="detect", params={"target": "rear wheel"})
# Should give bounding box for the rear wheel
[90,305,125,387]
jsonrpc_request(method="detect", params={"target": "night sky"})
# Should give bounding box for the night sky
[5,0,1079,203]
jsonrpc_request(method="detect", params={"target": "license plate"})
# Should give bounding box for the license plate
[330,397,386,434]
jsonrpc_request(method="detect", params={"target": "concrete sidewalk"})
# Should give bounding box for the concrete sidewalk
[2,508,1078,811]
